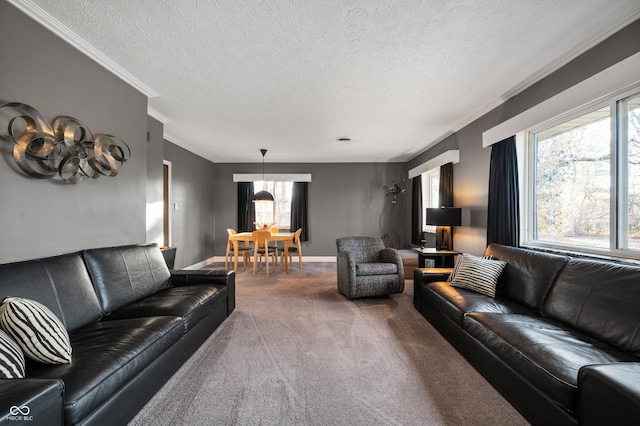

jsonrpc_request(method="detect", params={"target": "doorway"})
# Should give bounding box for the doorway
[163,160,172,247]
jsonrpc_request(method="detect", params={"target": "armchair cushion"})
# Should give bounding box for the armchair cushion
[356,263,398,276]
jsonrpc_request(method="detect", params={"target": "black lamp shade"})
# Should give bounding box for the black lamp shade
[426,207,461,226]
[253,190,274,202]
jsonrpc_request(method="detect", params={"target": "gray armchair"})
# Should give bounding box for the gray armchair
[336,236,405,299]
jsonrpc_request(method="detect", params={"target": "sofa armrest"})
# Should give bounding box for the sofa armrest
[336,251,357,296]
[0,378,64,426]
[171,269,236,315]
[578,363,640,425]
[413,268,454,310]
[171,268,233,285]
[414,267,453,283]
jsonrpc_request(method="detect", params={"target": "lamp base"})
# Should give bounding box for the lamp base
[435,226,453,250]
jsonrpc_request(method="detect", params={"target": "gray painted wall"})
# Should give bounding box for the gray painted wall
[0,2,148,263]
[213,163,408,257]
[163,141,216,268]
[407,18,640,256]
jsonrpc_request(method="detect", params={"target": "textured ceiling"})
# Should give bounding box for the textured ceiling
[13,0,640,163]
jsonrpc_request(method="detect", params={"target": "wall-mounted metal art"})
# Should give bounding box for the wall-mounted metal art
[383,180,406,205]
[0,102,130,184]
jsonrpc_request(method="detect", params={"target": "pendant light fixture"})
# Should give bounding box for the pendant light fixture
[252,148,274,202]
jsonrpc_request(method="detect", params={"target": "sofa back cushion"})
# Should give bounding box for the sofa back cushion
[83,244,172,315]
[0,253,102,332]
[483,244,569,311]
[543,258,640,356]
[336,237,384,263]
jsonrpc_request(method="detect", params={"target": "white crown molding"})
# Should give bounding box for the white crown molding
[410,6,640,161]
[409,95,505,158]
[147,107,170,124]
[501,4,640,101]
[483,51,640,148]
[8,0,159,98]
[163,132,217,163]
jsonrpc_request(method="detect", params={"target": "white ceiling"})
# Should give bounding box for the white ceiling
[12,0,640,163]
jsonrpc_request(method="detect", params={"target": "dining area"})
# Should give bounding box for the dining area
[225,227,303,276]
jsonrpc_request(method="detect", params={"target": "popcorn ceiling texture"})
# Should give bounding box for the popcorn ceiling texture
[26,0,640,162]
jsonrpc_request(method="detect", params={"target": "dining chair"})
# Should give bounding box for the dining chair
[251,230,278,276]
[281,228,303,271]
[225,229,251,270]
[267,227,281,258]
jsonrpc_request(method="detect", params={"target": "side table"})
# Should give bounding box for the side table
[412,248,460,268]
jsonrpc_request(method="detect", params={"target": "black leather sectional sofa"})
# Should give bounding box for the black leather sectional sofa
[414,243,640,425]
[0,244,234,426]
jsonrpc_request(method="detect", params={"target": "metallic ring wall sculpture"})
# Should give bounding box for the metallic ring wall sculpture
[0,102,130,184]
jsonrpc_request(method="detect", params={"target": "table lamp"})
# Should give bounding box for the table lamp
[426,207,461,250]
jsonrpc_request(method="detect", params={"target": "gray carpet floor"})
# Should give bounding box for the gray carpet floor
[129,263,528,426]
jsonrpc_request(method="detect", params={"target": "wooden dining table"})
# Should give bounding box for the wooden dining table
[228,232,295,274]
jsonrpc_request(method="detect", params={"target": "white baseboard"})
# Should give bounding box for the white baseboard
[184,255,336,270]
[183,256,217,270]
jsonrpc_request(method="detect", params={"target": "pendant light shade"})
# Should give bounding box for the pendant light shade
[253,149,274,203]
[253,189,274,202]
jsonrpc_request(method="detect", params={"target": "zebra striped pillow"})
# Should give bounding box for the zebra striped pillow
[447,254,494,282]
[449,254,506,297]
[0,329,25,378]
[0,297,72,364]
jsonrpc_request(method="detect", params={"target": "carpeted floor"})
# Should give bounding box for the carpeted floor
[129,262,528,426]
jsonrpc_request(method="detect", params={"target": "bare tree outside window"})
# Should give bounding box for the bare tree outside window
[534,106,610,248]
[528,88,640,257]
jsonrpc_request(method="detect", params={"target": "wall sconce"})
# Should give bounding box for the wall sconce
[0,102,130,184]
[426,207,461,250]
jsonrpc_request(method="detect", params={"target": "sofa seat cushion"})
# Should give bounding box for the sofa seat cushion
[422,282,533,326]
[26,316,183,425]
[356,262,397,276]
[464,312,637,413]
[104,285,227,332]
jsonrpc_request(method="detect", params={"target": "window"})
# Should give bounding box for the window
[525,86,640,258]
[253,181,293,227]
[421,168,440,233]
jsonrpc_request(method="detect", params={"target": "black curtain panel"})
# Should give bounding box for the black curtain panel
[411,176,423,245]
[439,162,454,207]
[290,182,309,241]
[487,136,520,247]
[237,182,255,232]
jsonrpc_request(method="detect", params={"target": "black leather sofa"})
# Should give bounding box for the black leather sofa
[0,244,234,426]
[413,243,640,425]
